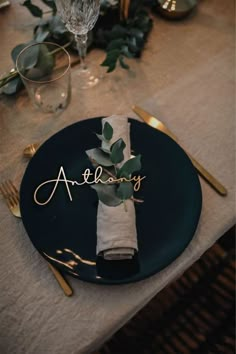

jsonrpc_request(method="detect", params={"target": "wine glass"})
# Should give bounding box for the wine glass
[55,0,101,89]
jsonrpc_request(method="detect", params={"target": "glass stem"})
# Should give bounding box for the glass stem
[75,33,88,71]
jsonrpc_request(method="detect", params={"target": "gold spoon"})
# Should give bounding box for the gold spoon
[23,143,40,158]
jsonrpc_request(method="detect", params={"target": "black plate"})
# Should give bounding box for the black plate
[20,118,202,284]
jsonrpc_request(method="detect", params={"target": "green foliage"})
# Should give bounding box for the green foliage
[2,77,23,95]
[86,122,143,207]
[86,148,114,167]
[101,49,121,72]
[22,0,42,17]
[1,0,153,94]
[110,138,126,164]
[98,10,153,72]
[116,181,133,200]
[19,43,40,70]
[103,121,113,141]
[11,43,30,64]
[118,154,141,178]
[35,44,54,75]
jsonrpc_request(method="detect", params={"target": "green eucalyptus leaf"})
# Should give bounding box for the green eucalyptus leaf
[101,50,119,66]
[110,138,126,164]
[136,11,153,32]
[103,122,113,140]
[106,61,116,73]
[102,140,111,154]
[86,148,113,167]
[121,45,134,58]
[21,43,40,70]
[34,44,54,77]
[34,27,50,42]
[100,146,111,154]
[116,181,133,200]
[101,49,120,73]
[127,37,139,54]
[49,16,67,34]
[96,133,105,142]
[109,25,127,40]
[25,68,45,80]
[91,184,122,207]
[107,38,125,51]
[118,155,141,178]
[119,56,129,70]
[36,18,49,28]
[2,77,23,95]
[103,166,116,179]
[22,0,43,17]
[130,28,144,39]
[96,134,111,153]
[11,44,28,64]
[97,166,116,182]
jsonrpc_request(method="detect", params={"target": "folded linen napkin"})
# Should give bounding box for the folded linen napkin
[96,115,138,260]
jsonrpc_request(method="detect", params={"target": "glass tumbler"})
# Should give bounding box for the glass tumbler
[16,42,71,113]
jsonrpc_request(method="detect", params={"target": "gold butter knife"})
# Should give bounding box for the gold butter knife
[132,105,227,196]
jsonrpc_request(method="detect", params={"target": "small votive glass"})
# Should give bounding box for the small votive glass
[16,42,71,113]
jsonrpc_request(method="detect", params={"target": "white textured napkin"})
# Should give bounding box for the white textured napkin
[96,115,138,260]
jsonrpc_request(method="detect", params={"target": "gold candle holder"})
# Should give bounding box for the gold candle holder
[120,0,130,20]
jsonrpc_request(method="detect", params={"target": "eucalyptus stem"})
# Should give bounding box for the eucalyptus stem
[43,10,53,14]
[49,40,72,56]
[89,156,144,204]
[89,157,115,179]
[0,71,18,89]
[131,197,144,203]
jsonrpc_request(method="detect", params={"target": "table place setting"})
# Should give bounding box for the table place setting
[0,106,229,290]
[1,111,203,287]
[0,105,229,291]
[0,0,235,353]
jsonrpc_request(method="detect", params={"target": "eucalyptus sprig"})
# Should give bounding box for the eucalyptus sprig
[97,9,153,72]
[0,41,66,95]
[1,0,153,95]
[86,122,143,208]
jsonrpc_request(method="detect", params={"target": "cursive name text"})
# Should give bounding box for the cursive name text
[34,166,146,206]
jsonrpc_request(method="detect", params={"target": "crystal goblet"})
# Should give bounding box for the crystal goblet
[55,0,101,89]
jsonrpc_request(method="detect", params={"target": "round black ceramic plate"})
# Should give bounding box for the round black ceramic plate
[20,118,202,284]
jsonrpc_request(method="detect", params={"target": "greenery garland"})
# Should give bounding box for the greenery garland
[0,0,154,95]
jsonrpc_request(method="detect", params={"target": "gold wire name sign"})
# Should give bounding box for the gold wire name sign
[34,165,146,206]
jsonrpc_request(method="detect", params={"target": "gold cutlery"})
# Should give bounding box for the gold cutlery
[47,263,73,297]
[132,105,227,196]
[0,180,73,296]
[0,180,21,217]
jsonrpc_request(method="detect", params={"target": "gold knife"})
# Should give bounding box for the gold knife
[132,105,227,196]
[47,263,73,297]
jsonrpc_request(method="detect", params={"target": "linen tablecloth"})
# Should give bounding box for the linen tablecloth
[0,0,235,353]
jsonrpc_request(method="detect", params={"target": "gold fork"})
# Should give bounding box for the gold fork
[0,180,21,217]
[0,180,73,297]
